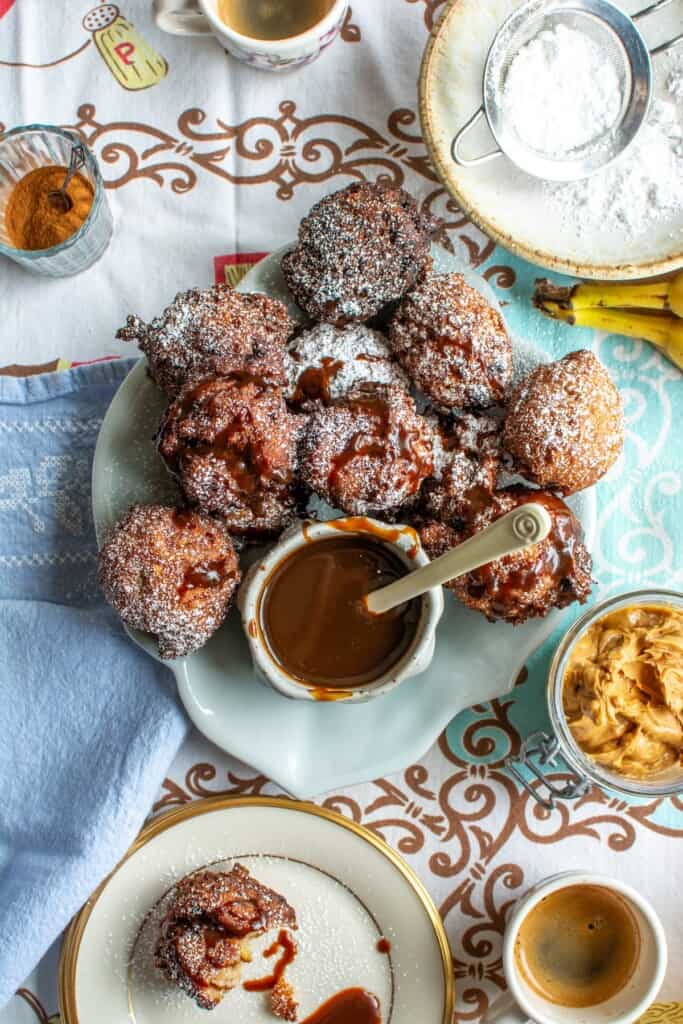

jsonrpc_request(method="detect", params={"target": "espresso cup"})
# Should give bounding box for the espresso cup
[153,0,349,71]
[483,871,667,1024]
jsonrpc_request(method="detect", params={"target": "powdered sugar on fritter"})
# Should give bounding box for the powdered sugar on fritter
[388,271,512,410]
[286,323,409,404]
[300,384,435,516]
[281,182,435,324]
[116,285,293,396]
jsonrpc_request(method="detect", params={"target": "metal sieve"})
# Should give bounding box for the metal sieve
[451,0,682,181]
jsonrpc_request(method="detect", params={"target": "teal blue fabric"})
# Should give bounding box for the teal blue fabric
[445,248,683,822]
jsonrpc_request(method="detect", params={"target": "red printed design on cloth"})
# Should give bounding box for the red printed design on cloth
[214,252,269,287]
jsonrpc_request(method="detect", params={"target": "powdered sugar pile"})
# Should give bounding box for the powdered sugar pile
[545,55,683,237]
[502,24,622,157]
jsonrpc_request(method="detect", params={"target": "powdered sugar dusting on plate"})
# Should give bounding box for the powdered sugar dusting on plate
[128,856,393,1022]
[544,56,683,237]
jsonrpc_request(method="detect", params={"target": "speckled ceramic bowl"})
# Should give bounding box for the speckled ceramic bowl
[238,517,445,703]
[419,0,683,278]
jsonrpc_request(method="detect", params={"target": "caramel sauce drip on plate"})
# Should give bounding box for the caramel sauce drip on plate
[301,988,381,1024]
[243,929,297,992]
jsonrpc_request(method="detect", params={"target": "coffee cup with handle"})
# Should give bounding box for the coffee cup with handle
[153,0,349,71]
[483,871,667,1024]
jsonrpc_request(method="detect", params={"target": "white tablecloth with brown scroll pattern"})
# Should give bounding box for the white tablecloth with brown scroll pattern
[0,1,681,1021]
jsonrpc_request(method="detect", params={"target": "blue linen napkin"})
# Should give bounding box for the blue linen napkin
[0,360,188,1007]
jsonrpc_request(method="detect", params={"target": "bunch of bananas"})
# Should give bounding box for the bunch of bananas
[534,273,683,370]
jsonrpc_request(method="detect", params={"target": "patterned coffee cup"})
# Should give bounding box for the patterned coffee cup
[153,0,349,71]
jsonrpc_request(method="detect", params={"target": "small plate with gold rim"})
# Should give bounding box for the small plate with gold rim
[58,796,454,1024]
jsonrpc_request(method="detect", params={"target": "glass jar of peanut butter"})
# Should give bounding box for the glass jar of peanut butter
[505,589,683,807]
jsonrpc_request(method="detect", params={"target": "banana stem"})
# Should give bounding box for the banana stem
[535,272,683,316]
[540,302,683,370]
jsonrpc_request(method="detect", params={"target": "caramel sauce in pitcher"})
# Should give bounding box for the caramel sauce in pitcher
[260,535,419,689]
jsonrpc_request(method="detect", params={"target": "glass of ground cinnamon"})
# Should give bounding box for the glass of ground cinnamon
[0,125,113,276]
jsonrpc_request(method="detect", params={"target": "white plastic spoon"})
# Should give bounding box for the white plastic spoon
[364,502,552,615]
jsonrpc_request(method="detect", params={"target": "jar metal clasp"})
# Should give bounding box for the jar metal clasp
[505,731,591,810]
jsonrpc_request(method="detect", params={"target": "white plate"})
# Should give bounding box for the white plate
[58,798,453,1024]
[92,245,596,799]
[419,0,683,279]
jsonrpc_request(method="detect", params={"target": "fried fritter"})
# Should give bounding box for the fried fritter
[282,181,436,324]
[420,411,502,525]
[98,504,240,658]
[158,376,305,538]
[503,349,624,494]
[300,383,434,516]
[117,285,294,397]
[389,271,512,410]
[286,322,408,410]
[156,865,297,1011]
[418,487,592,623]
